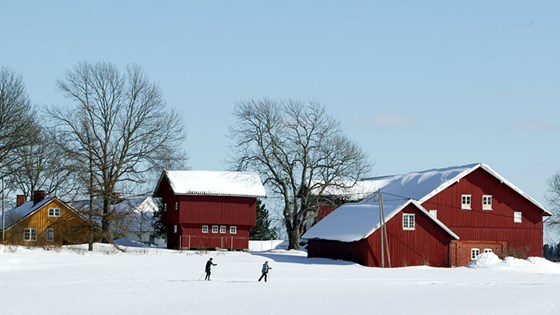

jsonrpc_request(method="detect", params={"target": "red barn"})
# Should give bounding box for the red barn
[303,163,552,267]
[153,170,266,250]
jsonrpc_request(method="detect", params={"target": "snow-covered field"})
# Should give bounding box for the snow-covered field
[1,243,559,315]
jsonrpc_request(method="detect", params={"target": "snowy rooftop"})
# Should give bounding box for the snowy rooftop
[0,198,54,229]
[163,170,266,198]
[303,163,550,242]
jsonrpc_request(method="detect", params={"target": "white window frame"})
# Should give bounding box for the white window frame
[163,203,167,212]
[46,228,54,242]
[514,211,522,223]
[173,225,177,233]
[482,195,493,210]
[483,248,493,254]
[402,213,415,230]
[461,194,472,210]
[220,225,226,234]
[175,202,179,211]
[230,226,237,234]
[471,248,480,260]
[48,207,61,217]
[201,225,209,233]
[428,209,437,219]
[212,225,219,233]
[24,228,37,241]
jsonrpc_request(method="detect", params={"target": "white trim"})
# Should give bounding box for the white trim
[461,194,472,210]
[230,226,237,234]
[24,228,37,241]
[219,225,226,234]
[483,248,493,253]
[201,225,208,233]
[175,202,179,211]
[482,195,492,210]
[173,225,177,233]
[48,207,61,217]
[471,248,480,260]
[428,209,437,219]
[212,225,218,233]
[402,213,415,230]
[514,211,522,223]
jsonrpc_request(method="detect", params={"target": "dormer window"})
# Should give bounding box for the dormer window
[482,195,492,210]
[461,194,472,210]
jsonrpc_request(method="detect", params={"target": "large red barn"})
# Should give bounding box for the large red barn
[303,163,552,267]
[153,170,266,250]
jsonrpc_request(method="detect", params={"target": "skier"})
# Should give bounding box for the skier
[258,261,271,282]
[205,258,217,281]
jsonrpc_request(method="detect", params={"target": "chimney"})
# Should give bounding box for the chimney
[33,190,46,205]
[16,195,26,207]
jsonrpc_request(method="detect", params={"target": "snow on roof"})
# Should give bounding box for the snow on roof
[163,170,266,198]
[0,197,54,229]
[303,162,550,242]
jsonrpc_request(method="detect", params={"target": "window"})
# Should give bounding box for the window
[173,225,177,233]
[484,248,493,254]
[24,228,37,241]
[514,211,522,223]
[175,202,179,211]
[482,195,493,210]
[220,226,226,234]
[461,194,472,210]
[163,203,167,211]
[402,213,415,230]
[471,248,480,260]
[48,208,60,217]
[212,225,219,233]
[428,210,437,219]
[202,225,208,233]
[230,226,237,234]
[46,228,54,242]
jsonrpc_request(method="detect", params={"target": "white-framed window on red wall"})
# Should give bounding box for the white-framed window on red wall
[202,225,208,233]
[212,225,218,233]
[482,195,493,210]
[175,202,179,210]
[163,203,167,211]
[471,248,480,260]
[173,225,177,233]
[230,226,237,234]
[514,211,522,223]
[402,213,415,230]
[220,226,226,234]
[461,194,472,210]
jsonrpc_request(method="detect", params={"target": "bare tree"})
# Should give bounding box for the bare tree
[48,61,187,244]
[0,67,40,176]
[7,129,79,200]
[229,98,371,249]
[546,173,560,223]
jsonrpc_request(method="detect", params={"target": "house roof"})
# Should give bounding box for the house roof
[302,163,551,242]
[156,170,266,198]
[1,197,85,230]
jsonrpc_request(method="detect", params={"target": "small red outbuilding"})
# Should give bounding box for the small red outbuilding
[153,170,266,250]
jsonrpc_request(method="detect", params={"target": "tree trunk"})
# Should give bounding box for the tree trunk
[288,227,300,250]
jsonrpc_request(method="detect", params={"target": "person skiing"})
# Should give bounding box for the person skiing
[205,258,217,281]
[258,261,271,282]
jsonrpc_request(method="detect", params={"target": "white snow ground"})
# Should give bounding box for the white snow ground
[1,243,559,315]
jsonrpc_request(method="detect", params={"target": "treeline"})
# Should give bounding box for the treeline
[543,243,560,261]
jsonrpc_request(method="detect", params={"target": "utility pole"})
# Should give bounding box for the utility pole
[379,190,391,268]
[1,176,5,243]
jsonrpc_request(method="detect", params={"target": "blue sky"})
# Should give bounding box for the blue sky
[1,1,559,206]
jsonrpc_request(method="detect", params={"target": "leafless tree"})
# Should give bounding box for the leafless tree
[48,61,187,244]
[546,173,560,226]
[0,67,41,177]
[6,129,79,200]
[229,98,372,249]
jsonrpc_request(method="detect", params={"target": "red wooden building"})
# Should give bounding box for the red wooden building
[153,170,266,250]
[303,163,552,267]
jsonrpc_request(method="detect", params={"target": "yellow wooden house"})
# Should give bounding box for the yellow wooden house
[1,192,92,246]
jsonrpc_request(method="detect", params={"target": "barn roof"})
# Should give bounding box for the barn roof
[303,163,551,242]
[157,170,266,198]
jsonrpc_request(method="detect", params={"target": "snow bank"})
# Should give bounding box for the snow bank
[468,253,560,274]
